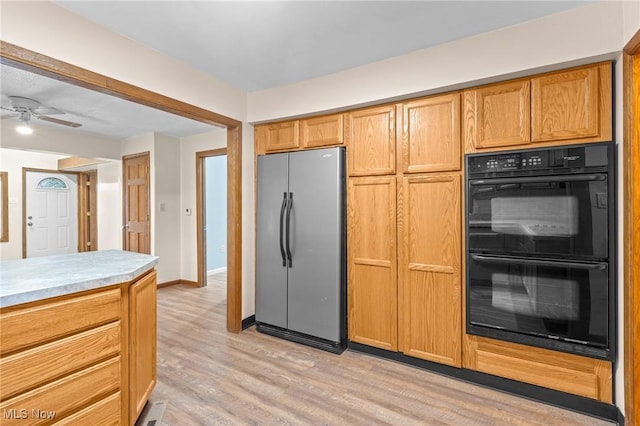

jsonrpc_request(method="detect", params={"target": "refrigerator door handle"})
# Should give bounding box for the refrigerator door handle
[279,192,288,267]
[285,192,293,268]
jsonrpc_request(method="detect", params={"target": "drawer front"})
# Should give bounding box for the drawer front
[1,322,121,400]
[1,288,121,355]
[53,392,120,426]
[0,357,120,426]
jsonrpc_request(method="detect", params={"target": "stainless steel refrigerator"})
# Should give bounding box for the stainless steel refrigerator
[255,147,347,353]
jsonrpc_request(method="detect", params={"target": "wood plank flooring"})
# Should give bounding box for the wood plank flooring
[149,275,612,425]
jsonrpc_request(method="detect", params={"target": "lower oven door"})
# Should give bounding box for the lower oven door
[467,254,610,359]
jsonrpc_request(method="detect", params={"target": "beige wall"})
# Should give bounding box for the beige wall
[179,129,227,282]
[247,1,624,123]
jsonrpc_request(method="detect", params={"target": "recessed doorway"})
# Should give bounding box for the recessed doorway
[196,148,227,295]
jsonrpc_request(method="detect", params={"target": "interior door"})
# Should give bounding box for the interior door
[123,153,151,254]
[25,170,79,258]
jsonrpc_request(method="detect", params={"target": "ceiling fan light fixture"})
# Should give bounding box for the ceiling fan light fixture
[16,119,33,135]
[15,111,33,135]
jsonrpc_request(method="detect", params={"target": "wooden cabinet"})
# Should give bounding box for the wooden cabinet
[463,336,612,403]
[463,80,530,150]
[129,270,157,424]
[401,93,461,173]
[0,288,122,425]
[256,121,299,152]
[399,174,461,367]
[464,62,612,153]
[346,105,396,176]
[531,64,609,142]
[0,270,157,426]
[348,176,398,351]
[300,113,345,148]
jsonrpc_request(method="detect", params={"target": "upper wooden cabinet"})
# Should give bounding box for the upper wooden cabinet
[531,64,607,142]
[300,113,345,148]
[346,105,396,176]
[464,62,612,153]
[401,93,461,173]
[256,121,300,152]
[463,80,530,150]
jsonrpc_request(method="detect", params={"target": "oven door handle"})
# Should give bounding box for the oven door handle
[469,174,606,186]
[470,254,607,270]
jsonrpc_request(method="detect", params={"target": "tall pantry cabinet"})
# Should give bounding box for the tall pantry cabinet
[346,93,463,365]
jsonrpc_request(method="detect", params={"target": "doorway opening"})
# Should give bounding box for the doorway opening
[196,148,227,298]
[2,41,243,333]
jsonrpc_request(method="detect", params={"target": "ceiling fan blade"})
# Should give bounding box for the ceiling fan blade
[32,106,64,115]
[36,115,82,128]
[0,106,16,113]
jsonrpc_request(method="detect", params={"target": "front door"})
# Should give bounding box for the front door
[24,170,79,258]
[123,152,151,254]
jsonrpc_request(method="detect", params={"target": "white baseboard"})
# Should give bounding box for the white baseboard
[207,267,227,275]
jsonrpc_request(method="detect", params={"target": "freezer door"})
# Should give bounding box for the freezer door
[287,147,346,342]
[256,152,289,329]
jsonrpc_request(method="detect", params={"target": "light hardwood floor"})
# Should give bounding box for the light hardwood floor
[150,277,612,426]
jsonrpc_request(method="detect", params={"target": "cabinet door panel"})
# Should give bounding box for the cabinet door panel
[465,81,530,150]
[400,174,461,366]
[348,177,397,350]
[300,114,344,148]
[402,93,460,173]
[531,66,599,142]
[257,121,300,152]
[347,105,396,176]
[129,270,157,424]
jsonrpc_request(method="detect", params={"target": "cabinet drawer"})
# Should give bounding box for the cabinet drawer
[1,322,121,400]
[0,357,121,426]
[1,288,121,355]
[53,392,120,426]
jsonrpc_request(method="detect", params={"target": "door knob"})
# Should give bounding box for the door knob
[27,222,33,227]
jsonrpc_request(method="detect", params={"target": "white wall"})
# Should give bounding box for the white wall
[1,121,121,160]
[247,1,624,122]
[96,161,122,251]
[153,134,181,283]
[624,0,640,46]
[0,149,65,259]
[0,1,246,122]
[179,129,227,283]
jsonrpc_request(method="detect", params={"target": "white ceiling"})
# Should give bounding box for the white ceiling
[2,1,594,140]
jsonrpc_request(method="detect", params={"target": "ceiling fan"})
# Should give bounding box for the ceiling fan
[1,96,82,131]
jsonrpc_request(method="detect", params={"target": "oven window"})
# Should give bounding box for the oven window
[467,176,608,259]
[491,196,578,236]
[468,255,608,349]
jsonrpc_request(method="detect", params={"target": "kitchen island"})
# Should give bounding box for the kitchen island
[0,250,159,425]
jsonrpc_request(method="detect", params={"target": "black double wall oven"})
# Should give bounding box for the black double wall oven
[465,142,615,360]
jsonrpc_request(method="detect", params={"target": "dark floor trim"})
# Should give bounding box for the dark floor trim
[242,315,256,330]
[348,342,621,424]
[157,279,199,289]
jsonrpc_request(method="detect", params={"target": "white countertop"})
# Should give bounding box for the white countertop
[0,250,159,308]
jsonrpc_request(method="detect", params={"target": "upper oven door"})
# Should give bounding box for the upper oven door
[467,173,608,259]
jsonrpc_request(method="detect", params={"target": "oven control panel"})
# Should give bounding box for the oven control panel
[468,151,549,173]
